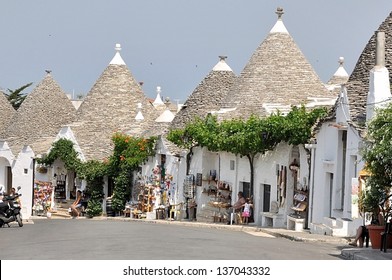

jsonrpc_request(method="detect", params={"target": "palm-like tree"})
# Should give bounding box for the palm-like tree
[3,82,32,110]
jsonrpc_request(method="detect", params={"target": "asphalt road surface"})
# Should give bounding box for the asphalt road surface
[0,219,345,260]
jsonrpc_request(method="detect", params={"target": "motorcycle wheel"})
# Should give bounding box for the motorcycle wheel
[16,214,23,227]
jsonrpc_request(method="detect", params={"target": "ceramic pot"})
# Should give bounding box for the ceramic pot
[367,225,392,249]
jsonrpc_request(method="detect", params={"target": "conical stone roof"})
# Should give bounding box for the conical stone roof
[221,8,333,119]
[325,57,349,95]
[170,56,237,130]
[2,72,77,155]
[71,44,160,161]
[344,11,392,128]
[0,91,16,135]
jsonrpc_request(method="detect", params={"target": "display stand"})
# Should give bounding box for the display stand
[137,185,154,214]
[54,174,66,200]
[33,180,53,216]
[287,190,308,231]
[203,181,231,223]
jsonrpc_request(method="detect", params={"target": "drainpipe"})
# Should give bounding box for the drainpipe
[32,158,36,217]
[305,143,317,225]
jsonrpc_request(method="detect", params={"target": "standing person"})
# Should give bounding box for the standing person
[70,190,82,218]
[226,191,246,224]
[242,198,253,224]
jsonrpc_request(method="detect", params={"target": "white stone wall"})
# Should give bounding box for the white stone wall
[312,122,339,223]
[13,146,35,219]
[187,143,309,226]
[142,138,187,206]
[311,119,364,236]
[251,143,309,226]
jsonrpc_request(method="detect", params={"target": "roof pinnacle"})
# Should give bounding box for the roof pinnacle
[270,7,288,34]
[212,55,232,71]
[109,43,126,65]
[338,57,344,66]
[219,55,227,61]
[276,7,284,19]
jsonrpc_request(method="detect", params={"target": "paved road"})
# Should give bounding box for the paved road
[0,219,345,260]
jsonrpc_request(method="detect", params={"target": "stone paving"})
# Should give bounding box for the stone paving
[26,214,392,260]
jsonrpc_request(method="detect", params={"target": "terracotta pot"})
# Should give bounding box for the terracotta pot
[367,225,392,249]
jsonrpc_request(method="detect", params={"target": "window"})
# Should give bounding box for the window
[230,160,235,170]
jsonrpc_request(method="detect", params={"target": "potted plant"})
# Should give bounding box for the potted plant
[361,103,392,249]
[360,178,391,249]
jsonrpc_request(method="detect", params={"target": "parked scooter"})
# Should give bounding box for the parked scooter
[0,186,23,227]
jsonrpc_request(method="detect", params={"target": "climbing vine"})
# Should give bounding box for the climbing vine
[37,138,81,171]
[107,133,157,213]
[38,135,156,216]
[167,105,327,194]
[82,160,106,217]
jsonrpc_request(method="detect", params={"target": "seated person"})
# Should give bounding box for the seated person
[70,190,83,218]
[226,191,246,224]
[0,192,8,215]
[349,225,369,247]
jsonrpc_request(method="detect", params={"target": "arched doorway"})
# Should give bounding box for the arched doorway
[0,157,13,194]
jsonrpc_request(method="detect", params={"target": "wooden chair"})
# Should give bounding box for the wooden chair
[123,208,131,217]
[235,209,243,224]
[169,203,183,220]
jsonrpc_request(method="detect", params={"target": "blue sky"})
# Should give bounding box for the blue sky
[1,1,392,103]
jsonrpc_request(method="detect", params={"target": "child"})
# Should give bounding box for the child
[242,198,252,224]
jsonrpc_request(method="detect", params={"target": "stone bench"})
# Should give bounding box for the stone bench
[260,211,284,228]
[287,215,305,231]
[260,201,284,228]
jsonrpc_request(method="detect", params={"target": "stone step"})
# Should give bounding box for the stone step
[310,222,333,235]
[49,207,71,219]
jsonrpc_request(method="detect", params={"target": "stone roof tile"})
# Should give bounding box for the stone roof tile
[345,11,392,130]
[0,91,16,135]
[220,8,334,120]
[71,48,161,161]
[170,56,237,130]
[2,73,76,155]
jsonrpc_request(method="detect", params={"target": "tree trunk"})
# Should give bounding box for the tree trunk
[247,154,255,198]
[186,146,194,175]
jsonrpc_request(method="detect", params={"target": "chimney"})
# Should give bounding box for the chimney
[376,31,386,67]
[366,31,391,122]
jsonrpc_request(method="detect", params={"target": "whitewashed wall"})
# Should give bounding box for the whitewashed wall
[252,143,309,226]
[187,143,309,226]
[312,122,339,223]
[142,137,187,206]
[13,146,35,219]
[311,119,364,236]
